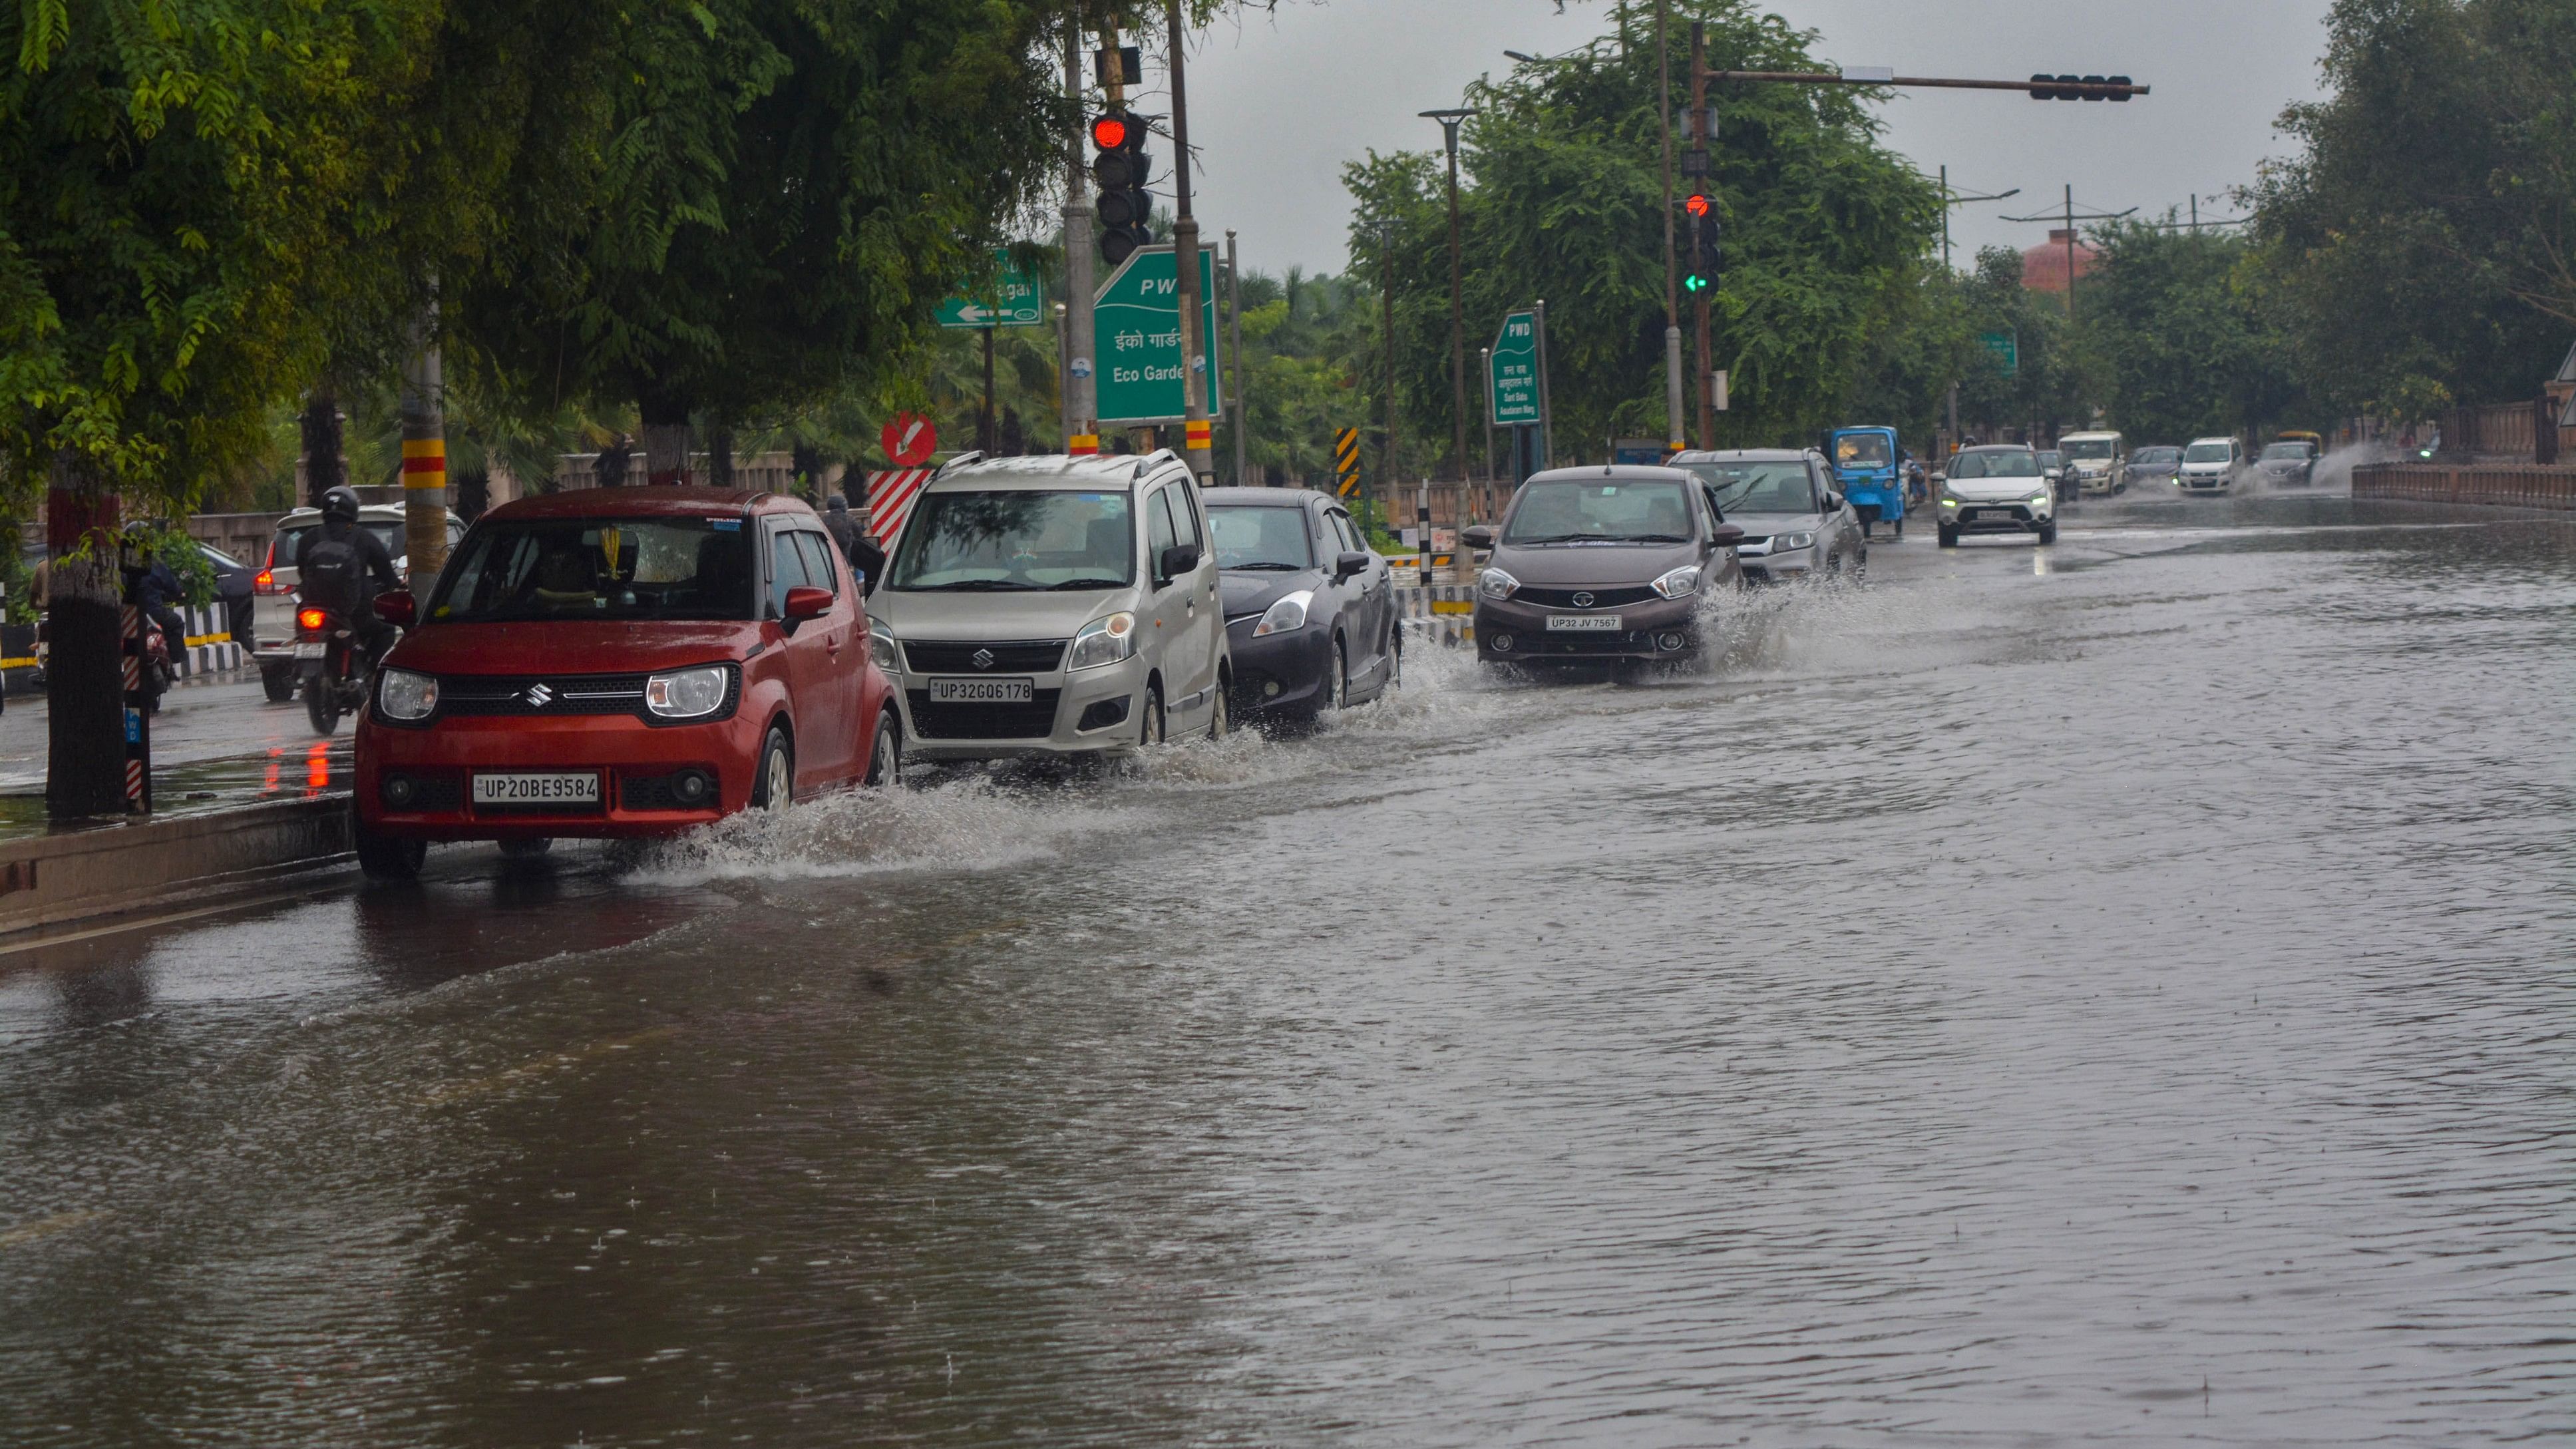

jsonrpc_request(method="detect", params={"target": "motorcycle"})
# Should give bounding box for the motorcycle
[295,600,376,735]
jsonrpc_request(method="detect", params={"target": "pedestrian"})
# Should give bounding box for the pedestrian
[822,493,886,593]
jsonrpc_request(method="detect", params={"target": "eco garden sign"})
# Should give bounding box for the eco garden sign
[935,251,1046,329]
[1094,246,1222,425]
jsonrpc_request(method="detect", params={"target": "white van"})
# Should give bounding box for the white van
[2058,431,2126,496]
[2176,437,2244,495]
[866,451,1232,760]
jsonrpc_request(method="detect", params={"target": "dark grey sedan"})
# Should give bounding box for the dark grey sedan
[1464,466,1743,666]
[1204,488,1398,724]
[1672,449,1867,582]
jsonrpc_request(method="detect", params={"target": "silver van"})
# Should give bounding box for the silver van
[866,451,1232,760]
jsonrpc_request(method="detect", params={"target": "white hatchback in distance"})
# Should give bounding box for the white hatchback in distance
[2177,437,2243,495]
[865,451,1233,761]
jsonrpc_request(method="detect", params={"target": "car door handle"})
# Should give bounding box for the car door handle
[825,632,841,653]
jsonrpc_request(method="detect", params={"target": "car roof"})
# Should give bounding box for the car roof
[277,505,460,522]
[1202,487,1320,507]
[479,487,797,523]
[2187,435,2235,445]
[1958,443,2034,453]
[1668,449,1809,463]
[1525,464,1702,484]
[2060,430,2121,439]
[929,453,1180,493]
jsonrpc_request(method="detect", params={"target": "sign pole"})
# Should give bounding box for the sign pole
[1063,22,1097,455]
[1534,299,1553,472]
[1165,0,1213,483]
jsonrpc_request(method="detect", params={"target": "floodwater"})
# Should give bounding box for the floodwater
[2,491,2569,1446]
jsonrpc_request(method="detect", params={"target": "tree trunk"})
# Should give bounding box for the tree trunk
[791,441,825,499]
[300,387,344,507]
[708,428,735,488]
[639,391,693,485]
[45,457,128,819]
[595,435,633,489]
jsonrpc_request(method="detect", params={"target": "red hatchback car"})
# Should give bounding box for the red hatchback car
[351,488,898,878]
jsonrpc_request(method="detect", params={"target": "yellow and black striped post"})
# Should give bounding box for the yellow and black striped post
[1333,427,1362,497]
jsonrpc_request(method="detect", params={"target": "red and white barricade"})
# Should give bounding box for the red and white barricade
[864,468,934,552]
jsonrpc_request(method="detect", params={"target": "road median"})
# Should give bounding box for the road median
[0,796,351,941]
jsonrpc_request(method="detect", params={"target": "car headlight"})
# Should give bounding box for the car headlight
[2029,492,2050,507]
[1478,566,1519,600]
[1068,610,1137,670]
[1773,532,1815,551]
[868,623,900,672]
[377,668,437,722]
[1252,590,1314,637]
[645,665,731,719]
[1650,564,1702,600]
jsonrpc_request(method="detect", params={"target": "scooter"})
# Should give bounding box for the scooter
[295,600,375,735]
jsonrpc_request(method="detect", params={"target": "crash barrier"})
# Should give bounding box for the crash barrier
[1397,584,1475,648]
[2352,463,2576,512]
[0,795,351,940]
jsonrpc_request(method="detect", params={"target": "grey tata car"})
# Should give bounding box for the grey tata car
[865,451,1232,759]
[1672,449,1867,583]
[1465,466,1743,666]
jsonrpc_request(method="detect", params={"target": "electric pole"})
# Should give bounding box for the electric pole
[1937,166,2018,273]
[1422,107,1473,491]
[1657,0,1683,456]
[1689,21,1713,448]
[1226,229,1246,485]
[1379,222,1399,518]
[1165,1,1212,483]
[2001,187,2137,323]
[1063,18,1097,457]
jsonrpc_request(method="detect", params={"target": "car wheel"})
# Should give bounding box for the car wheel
[751,724,793,809]
[261,666,296,703]
[353,811,425,881]
[1385,622,1401,691]
[1328,637,1349,711]
[1938,523,1959,548]
[1207,675,1230,740]
[303,674,338,734]
[2036,520,2059,544]
[1139,683,1166,747]
[498,837,553,860]
[1855,548,1869,582]
[865,705,904,787]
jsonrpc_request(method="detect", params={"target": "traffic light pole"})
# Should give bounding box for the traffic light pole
[1656,0,1684,455]
[1165,0,1213,484]
[1421,108,1472,493]
[1063,22,1097,456]
[1690,23,1712,448]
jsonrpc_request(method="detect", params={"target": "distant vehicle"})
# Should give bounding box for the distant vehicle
[2125,445,2182,489]
[1936,445,2058,547]
[1826,426,1907,539]
[1202,487,1399,725]
[2257,440,2320,488]
[2277,429,2324,451]
[1465,465,1744,666]
[2177,437,2244,495]
[254,504,464,704]
[1674,448,1867,584]
[351,487,899,879]
[867,451,1232,759]
[2036,449,2074,503]
[2058,431,2127,495]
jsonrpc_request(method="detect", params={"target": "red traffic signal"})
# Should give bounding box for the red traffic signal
[1090,113,1129,149]
[1684,193,1710,218]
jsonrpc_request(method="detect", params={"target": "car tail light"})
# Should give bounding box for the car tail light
[254,567,274,592]
[296,607,328,636]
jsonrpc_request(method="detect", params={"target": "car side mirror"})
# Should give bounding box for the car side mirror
[1460,524,1496,550]
[1158,543,1200,581]
[1713,524,1744,546]
[783,584,832,623]
[1334,550,1370,580]
[372,590,416,627]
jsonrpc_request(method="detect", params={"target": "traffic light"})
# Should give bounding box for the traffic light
[1091,112,1154,265]
[1682,198,1718,296]
[2029,73,2131,101]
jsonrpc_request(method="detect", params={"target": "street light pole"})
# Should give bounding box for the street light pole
[1690,21,1712,448]
[1226,229,1246,485]
[1165,0,1212,483]
[1379,222,1399,521]
[1061,19,1097,455]
[1656,0,1683,456]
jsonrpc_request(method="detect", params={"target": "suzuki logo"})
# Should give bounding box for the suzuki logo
[1570,591,1594,608]
[972,649,995,670]
[524,683,556,708]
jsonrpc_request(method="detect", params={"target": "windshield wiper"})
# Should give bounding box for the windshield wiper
[911,579,1037,592]
[1627,532,1692,542]
[1225,561,1304,571]
[1044,577,1129,590]
[1513,532,1622,544]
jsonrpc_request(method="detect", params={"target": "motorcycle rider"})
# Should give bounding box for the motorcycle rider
[295,486,400,668]
[821,492,886,594]
[125,546,189,680]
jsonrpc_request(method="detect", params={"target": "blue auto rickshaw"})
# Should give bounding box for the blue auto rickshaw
[1828,426,1907,540]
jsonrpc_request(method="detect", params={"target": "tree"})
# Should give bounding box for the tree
[2247,0,2576,417]
[2082,220,2306,443]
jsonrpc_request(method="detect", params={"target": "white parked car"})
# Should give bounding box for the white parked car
[2177,437,2243,495]
[866,451,1232,761]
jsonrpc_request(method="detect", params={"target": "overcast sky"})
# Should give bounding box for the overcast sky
[1128,0,2334,278]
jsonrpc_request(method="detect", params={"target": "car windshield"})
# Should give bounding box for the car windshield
[1683,461,1813,514]
[1503,480,1696,544]
[888,489,1134,591]
[277,520,403,564]
[1207,505,1313,570]
[2261,443,2313,461]
[427,517,755,622]
[2184,442,2233,463]
[2062,438,2116,460]
[2134,447,2179,465]
[1833,433,1892,467]
[1948,451,2040,479]
[2038,451,2065,467]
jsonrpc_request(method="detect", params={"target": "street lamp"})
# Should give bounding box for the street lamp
[1420,107,1473,497]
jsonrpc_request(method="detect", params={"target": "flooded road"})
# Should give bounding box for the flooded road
[3,491,2570,1446]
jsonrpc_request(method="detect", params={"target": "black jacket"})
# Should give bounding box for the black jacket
[295,519,400,599]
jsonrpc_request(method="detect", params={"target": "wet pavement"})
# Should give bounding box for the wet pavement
[1,488,2569,1445]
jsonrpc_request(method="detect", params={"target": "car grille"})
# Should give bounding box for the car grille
[1513,585,1657,609]
[907,688,1062,739]
[437,672,652,716]
[902,639,1067,674]
[1959,505,2034,522]
[1509,630,1652,656]
[1730,535,1771,554]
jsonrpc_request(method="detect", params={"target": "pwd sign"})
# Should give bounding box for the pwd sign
[1489,311,1539,426]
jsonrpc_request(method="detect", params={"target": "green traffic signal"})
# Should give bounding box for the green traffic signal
[1683,274,1710,294]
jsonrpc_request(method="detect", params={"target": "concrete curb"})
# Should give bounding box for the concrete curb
[0,796,351,940]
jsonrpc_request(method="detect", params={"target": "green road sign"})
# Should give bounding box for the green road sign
[1489,311,1539,425]
[936,251,1047,329]
[1094,246,1222,425]
[1979,329,2019,375]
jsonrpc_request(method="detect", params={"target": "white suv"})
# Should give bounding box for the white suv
[866,451,1232,761]
[2177,437,2243,495]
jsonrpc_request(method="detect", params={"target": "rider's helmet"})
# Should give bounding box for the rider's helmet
[320,485,361,524]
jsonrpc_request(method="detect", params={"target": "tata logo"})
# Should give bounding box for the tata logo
[972,649,995,670]
[1570,591,1594,608]
[524,683,556,708]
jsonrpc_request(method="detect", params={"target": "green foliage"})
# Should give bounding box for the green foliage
[2083,220,2307,442]
[2247,0,2576,415]
[1344,0,1940,467]
[1947,248,2084,442]
[1215,267,1378,485]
